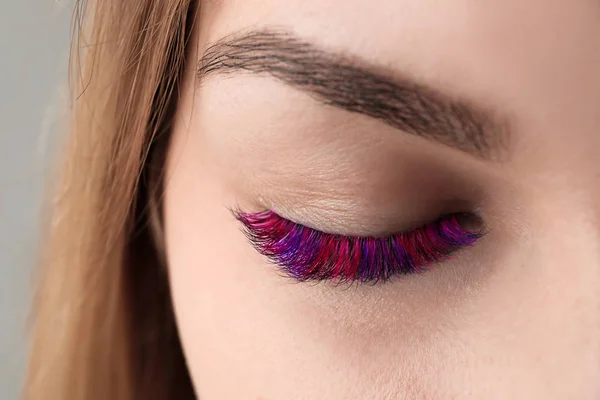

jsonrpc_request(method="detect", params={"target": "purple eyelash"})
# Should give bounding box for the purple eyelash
[235,210,483,283]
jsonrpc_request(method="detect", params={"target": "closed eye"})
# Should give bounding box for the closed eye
[234,210,484,283]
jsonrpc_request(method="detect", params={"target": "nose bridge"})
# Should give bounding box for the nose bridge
[525,177,600,397]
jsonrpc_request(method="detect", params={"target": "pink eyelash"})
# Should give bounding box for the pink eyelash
[235,210,482,282]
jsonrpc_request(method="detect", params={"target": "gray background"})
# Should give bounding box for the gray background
[1,1,71,398]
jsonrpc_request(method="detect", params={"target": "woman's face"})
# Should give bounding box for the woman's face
[164,0,600,398]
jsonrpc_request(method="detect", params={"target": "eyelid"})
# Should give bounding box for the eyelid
[234,209,483,283]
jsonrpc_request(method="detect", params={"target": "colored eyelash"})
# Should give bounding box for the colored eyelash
[235,210,483,283]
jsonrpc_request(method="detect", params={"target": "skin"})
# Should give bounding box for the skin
[164,0,600,398]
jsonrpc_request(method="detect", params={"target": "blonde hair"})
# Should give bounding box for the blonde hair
[24,1,196,398]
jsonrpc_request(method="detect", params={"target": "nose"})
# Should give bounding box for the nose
[508,201,600,399]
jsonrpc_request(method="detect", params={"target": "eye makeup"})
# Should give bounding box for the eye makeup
[235,210,483,283]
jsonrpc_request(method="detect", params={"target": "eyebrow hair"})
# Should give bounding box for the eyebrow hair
[197,29,510,160]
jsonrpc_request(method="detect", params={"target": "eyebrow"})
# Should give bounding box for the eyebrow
[197,29,510,160]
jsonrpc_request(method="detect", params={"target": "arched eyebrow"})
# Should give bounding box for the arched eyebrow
[197,29,511,161]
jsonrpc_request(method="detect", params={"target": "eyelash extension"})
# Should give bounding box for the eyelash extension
[235,210,483,283]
